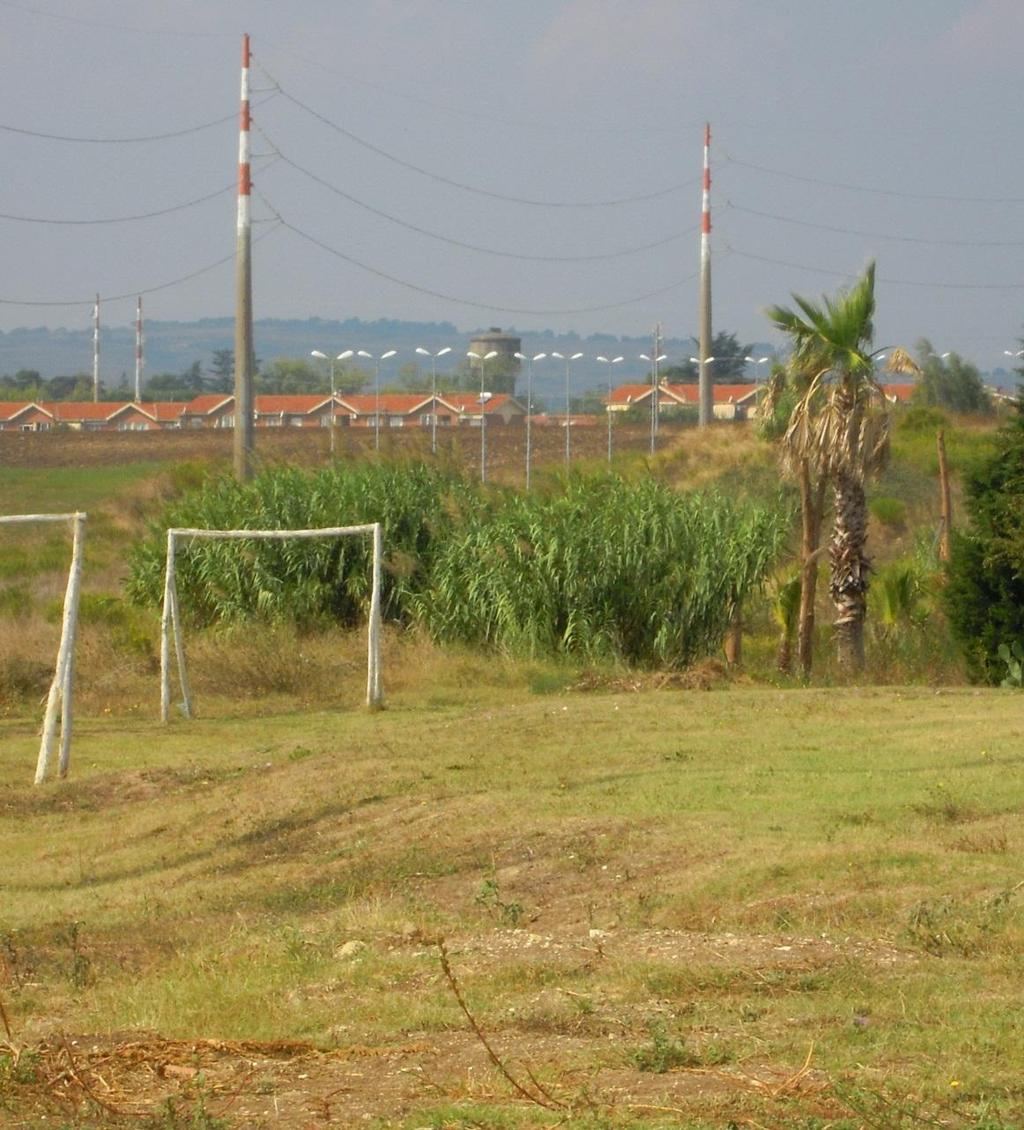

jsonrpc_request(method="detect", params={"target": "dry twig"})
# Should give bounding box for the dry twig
[436,939,566,1111]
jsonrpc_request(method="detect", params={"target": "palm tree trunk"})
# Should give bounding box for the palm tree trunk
[797,460,825,678]
[829,468,870,673]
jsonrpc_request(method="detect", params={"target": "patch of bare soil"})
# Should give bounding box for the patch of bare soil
[2,921,910,1128]
[7,1024,837,1129]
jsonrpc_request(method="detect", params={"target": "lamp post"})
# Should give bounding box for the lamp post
[743,355,771,383]
[640,352,667,454]
[357,349,397,451]
[551,351,583,468]
[514,351,547,489]
[311,349,353,456]
[467,349,498,483]
[415,346,452,454]
[596,355,624,465]
[1003,349,1024,360]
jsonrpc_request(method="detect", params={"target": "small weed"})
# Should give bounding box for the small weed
[475,877,524,927]
[912,782,977,824]
[286,745,315,762]
[951,829,1009,854]
[147,1087,228,1129]
[629,1019,699,1073]
[0,1049,41,1085]
[55,920,92,990]
[904,887,1019,956]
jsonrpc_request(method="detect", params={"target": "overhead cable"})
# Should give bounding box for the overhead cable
[0,182,235,225]
[0,0,233,38]
[259,68,697,208]
[264,44,681,138]
[275,212,693,315]
[724,154,1024,204]
[257,131,697,262]
[0,222,282,307]
[0,94,276,144]
[723,241,1024,290]
[726,201,1024,248]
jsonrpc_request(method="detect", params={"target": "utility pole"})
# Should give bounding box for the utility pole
[233,32,255,481]
[134,296,143,402]
[649,324,664,455]
[698,122,713,428]
[92,294,100,403]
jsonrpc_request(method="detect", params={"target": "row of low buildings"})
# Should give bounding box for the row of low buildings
[0,383,919,434]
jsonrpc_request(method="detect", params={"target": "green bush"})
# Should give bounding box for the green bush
[869,495,907,529]
[127,465,791,669]
[944,404,1024,682]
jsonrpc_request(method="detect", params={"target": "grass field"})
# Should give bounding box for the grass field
[3,678,1023,1128]
[2,419,1021,1128]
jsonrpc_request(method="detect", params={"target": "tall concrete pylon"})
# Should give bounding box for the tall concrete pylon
[233,32,255,481]
[698,123,713,428]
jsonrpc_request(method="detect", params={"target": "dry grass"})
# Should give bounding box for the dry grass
[2,683,1024,1126]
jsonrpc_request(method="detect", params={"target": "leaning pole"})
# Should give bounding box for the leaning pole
[698,122,713,429]
[233,32,255,481]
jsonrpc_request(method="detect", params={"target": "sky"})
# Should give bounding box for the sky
[1,0,1023,370]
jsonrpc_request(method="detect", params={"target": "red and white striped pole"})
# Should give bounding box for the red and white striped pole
[233,32,254,480]
[135,296,143,402]
[698,122,713,428]
[92,293,100,403]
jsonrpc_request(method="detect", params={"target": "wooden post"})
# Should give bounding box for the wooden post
[160,530,174,723]
[57,513,85,778]
[937,429,952,563]
[169,564,193,719]
[35,512,86,784]
[368,522,383,707]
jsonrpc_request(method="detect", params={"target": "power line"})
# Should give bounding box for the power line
[726,201,1024,248]
[258,130,698,262]
[723,241,1024,290]
[0,0,233,38]
[259,68,697,208]
[274,211,694,315]
[0,222,282,307]
[0,182,234,225]
[0,94,276,144]
[263,44,681,138]
[724,153,1024,204]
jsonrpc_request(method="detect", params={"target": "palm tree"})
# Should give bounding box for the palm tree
[765,262,918,673]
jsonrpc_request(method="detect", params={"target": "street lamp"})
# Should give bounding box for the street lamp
[551,351,584,468]
[310,349,353,456]
[414,346,452,454]
[743,355,771,382]
[1003,350,1024,359]
[514,351,547,489]
[640,352,667,454]
[467,349,498,483]
[595,355,624,465]
[357,349,397,451]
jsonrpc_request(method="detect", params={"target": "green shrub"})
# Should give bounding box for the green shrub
[869,495,907,529]
[944,404,1024,682]
[127,465,791,669]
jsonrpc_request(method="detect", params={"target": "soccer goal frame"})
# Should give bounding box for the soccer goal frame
[160,522,383,721]
[0,511,86,784]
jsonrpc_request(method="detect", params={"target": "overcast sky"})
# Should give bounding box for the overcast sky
[1,0,1023,367]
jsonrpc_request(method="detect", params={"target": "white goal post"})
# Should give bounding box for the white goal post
[161,523,383,721]
[0,511,86,784]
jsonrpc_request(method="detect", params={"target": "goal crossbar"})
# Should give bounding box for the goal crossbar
[161,523,383,721]
[0,511,86,784]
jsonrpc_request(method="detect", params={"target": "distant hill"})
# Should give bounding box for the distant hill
[0,316,776,400]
